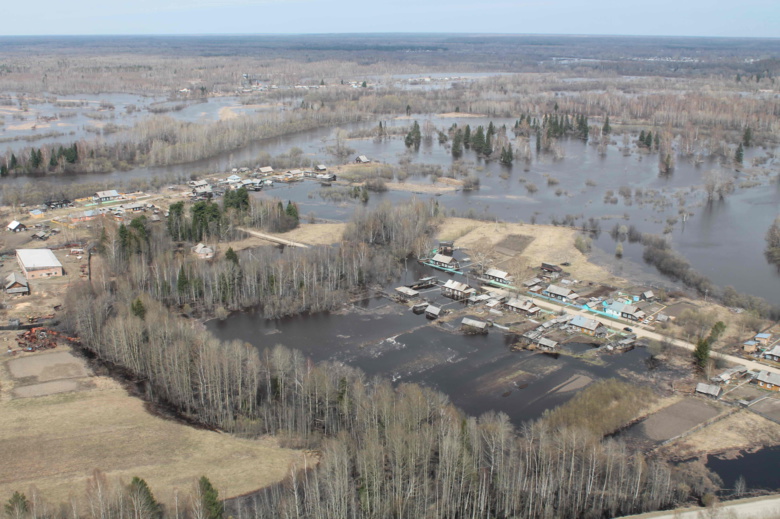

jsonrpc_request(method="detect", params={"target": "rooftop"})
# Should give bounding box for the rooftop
[16,249,62,270]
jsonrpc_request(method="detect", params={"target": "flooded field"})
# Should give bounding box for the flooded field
[208,260,669,425]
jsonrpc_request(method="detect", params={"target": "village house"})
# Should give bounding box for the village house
[69,210,98,223]
[316,173,337,181]
[192,184,213,196]
[461,318,488,334]
[258,166,274,175]
[395,286,419,300]
[425,305,441,319]
[315,164,327,172]
[191,243,215,260]
[189,180,210,188]
[568,315,603,336]
[355,155,371,164]
[543,284,577,303]
[695,383,721,398]
[640,290,655,301]
[504,298,540,316]
[7,221,26,232]
[4,272,30,296]
[429,253,460,270]
[441,279,475,300]
[16,249,64,279]
[754,371,780,391]
[484,268,512,285]
[763,345,780,362]
[711,366,748,384]
[438,241,454,255]
[45,199,72,210]
[29,209,44,219]
[121,203,146,213]
[541,262,563,274]
[604,301,646,322]
[226,174,242,184]
[755,333,773,346]
[94,190,120,203]
[743,340,759,353]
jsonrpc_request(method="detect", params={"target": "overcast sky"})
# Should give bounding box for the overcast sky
[3,0,778,38]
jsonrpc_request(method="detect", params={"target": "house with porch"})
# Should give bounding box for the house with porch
[442,279,475,300]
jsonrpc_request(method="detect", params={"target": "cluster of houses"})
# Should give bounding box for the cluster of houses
[186,164,336,200]
[696,362,780,398]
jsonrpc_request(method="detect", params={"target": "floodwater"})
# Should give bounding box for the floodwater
[208,260,660,425]
[3,103,780,303]
[707,446,780,492]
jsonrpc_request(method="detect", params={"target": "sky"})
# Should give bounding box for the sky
[2,0,778,38]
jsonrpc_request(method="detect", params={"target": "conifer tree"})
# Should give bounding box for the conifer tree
[735,143,744,164]
[602,115,611,135]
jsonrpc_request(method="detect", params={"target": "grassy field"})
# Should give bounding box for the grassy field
[437,218,623,285]
[0,345,302,507]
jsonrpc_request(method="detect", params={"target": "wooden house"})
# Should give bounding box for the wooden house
[695,383,721,398]
[191,243,215,260]
[315,164,327,171]
[484,268,512,285]
[425,305,441,319]
[429,253,460,270]
[7,221,26,232]
[763,345,780,362]
[438,241,454,255]
[743,340,759,353]
[395,286,419,300]
[754,371,780,391]
[569,315,602,336]
[504,298,540,315]
[258,166,274,175]
[355,155,371,164]
[755,333,773,346]
[461,318,488,334]
[442,279,474,300]
[4,272,29,295]
[94,190,120,203]
[543,284,577,303]
[541,262,562,274]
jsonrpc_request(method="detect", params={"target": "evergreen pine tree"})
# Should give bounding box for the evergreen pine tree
[654,132,660,150]
[131,298,146,320]
[177,265,189,295]
[285,201,299,225]
[602,115,611,135]
[128,477,162,519]
[225,247,239,265]
[4,491,29,517]
[0,164,7,177]
[198,476,224,519]
[451,130,463,158]
[9,154,17,169]
[645,131,653,149]
[463,125,471,148]
[735,143,744,164]
[471,126,486,155]
[536,129,542,153]
[639,130,646,145]
[743,127,752,147]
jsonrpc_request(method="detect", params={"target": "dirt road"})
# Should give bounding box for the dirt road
[618,494,780,518]
[526,295,780,376]
[237,227,309,248]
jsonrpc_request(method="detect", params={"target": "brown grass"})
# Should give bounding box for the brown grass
[0,347,302,507]
[437,218,623,285]
[663,410,780,459]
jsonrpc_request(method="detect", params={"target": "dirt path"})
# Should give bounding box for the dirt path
[618,494,780,518]
[237,227,310,248]
[525,296,780,376]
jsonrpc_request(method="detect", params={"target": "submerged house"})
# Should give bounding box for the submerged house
[425,305,441,319]
[442,279,475,300]
[461,318,488,334]
[428,253,460,270]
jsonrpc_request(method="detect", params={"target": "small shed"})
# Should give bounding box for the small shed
[461,318,488,334]
[355,155,371,164]
[641,290,655,301]
[438,241,454,255]
[425,305,441,319]
[4,272,29,295]
[743,340,759,353]
[755,333,773,346]
[541,262,562,273]
[695,383,721,398]
[538,338,559,350]
[315,164,327,171]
